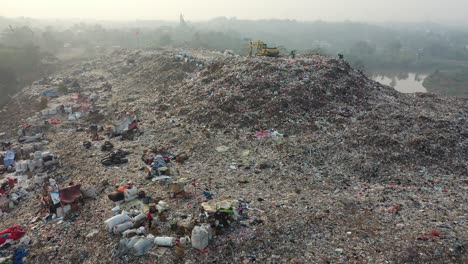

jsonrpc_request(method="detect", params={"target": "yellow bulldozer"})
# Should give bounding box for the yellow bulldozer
[248,41,279,57]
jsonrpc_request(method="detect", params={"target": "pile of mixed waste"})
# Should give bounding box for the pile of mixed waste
[0,49,466,264]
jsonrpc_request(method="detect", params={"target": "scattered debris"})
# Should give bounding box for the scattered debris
[0,49,465,263]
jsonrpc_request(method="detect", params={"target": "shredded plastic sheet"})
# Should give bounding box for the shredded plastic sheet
[0,226,25,246]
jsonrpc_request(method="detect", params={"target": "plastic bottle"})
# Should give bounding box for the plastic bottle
[105,213,131,232]
[113,221,134,235]
[154,237,176,247]
[133,213,147,223]
[124,187,138,202]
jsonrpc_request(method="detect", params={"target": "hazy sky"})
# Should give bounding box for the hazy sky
[1,0,467,24]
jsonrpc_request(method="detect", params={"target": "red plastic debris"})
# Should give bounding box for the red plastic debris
[0,226,25,245]
[256,130,272,139]
[442,189,449,193]
[418,230,441,241]
[387,205,401,213]
[49,118,62,125]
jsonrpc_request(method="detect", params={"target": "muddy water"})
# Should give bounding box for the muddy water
[372,72,428,93]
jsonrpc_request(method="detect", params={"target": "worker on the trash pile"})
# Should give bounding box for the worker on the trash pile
[199,207,207,222]
[146,210,153,229]
[290,50,296,59]
[237,203,246,219]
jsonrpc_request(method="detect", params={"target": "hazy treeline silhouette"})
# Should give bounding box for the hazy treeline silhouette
[2,16,468,104]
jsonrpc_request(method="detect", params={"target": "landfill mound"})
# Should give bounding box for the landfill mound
[0,49,467,264]
[163,55,466,183]
[179,56,395,132]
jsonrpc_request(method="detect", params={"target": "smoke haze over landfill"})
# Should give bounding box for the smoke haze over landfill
[2,0,468,24]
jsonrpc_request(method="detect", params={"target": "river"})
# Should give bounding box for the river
[372,72,428,93]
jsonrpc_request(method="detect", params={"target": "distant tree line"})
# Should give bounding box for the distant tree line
[3,15,468,105]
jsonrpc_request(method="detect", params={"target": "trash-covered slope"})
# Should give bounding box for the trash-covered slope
[0,49,466,264]
[161,55,467,184]
[174,56,398,132]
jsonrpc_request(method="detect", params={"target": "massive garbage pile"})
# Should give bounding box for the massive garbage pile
[0,48,466,264]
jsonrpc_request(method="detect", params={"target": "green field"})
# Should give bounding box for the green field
[423,70,468,97]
